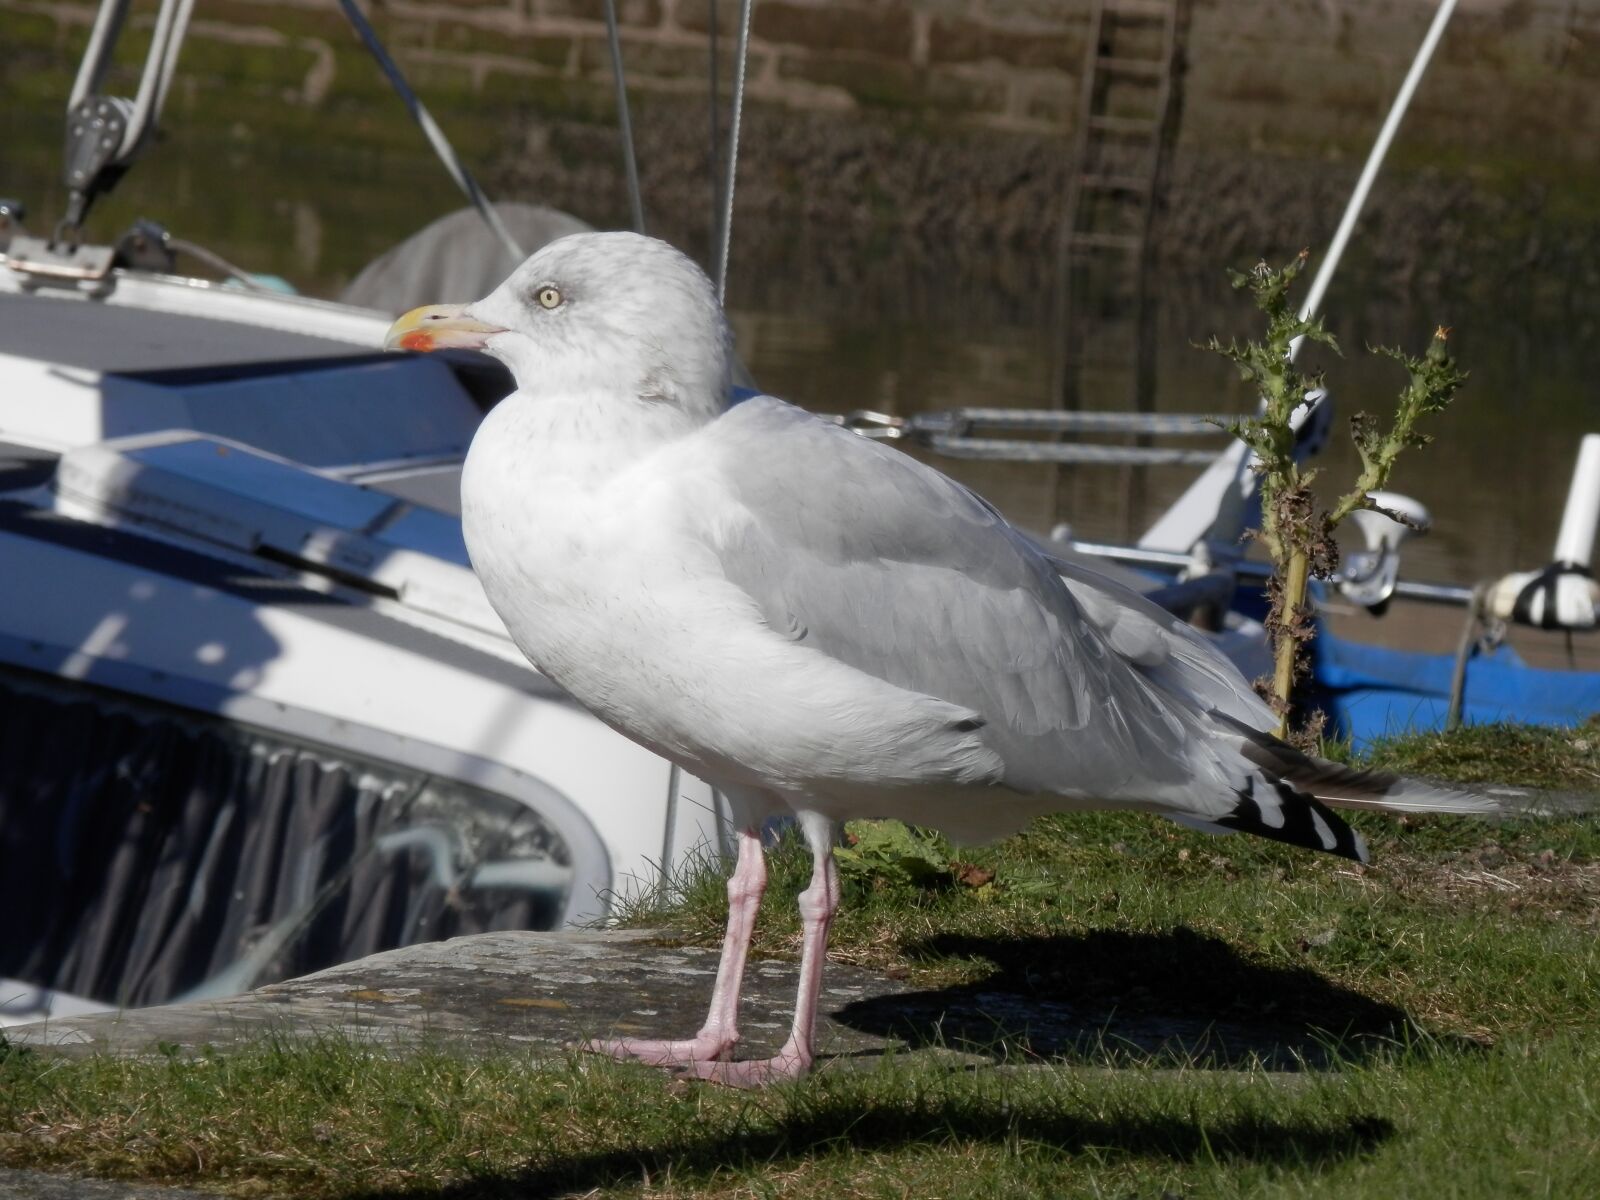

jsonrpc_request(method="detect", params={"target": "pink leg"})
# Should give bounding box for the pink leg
[686,812,839,1087]
[584,827,766,1066]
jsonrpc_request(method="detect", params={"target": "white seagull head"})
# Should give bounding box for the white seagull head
[386,231,734,423]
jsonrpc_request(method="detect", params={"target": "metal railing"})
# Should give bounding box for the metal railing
[835,407,1232,467]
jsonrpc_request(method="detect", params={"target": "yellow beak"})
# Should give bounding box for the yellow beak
[384,304,507,352]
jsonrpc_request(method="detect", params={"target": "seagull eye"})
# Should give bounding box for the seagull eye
[535,286,563,310]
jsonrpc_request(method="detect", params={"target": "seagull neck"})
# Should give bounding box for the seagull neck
[499,388,710,476]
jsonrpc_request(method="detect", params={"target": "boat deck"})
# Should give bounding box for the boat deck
[0,289,369,371]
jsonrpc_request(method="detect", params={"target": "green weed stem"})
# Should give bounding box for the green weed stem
[1207,252,1465,742]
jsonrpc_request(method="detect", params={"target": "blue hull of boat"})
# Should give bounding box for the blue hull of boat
[1311,631,1600,749]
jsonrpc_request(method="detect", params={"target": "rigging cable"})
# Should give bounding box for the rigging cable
[707,0,722,258]
[602,0,647,234]
[714,0,755,304]
[335,0,524,267]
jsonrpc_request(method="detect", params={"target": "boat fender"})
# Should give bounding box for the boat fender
[1488,562,1600,631]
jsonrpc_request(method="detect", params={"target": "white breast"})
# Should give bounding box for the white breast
[464,398,649,664]
[460,392,1005,797]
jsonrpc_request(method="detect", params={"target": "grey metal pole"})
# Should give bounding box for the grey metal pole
[1144,0,1462,553]
[1292,0,1461,356]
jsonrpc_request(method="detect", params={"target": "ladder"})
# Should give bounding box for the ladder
[1050,0,1188,537]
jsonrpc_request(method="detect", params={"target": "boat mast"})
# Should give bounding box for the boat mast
[1138,0,1462,557]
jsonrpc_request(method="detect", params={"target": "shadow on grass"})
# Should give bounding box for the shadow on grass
[831,929,1426,1069]
[346,1100,1395,1199]
[340,931,1415,1197]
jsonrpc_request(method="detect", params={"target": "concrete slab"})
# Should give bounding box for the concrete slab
[5,928,1389,1073]
[3,930,909,1064]
[0,1167,220,1199]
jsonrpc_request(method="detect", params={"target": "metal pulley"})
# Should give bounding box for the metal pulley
[54,0,196,243]
[60,95,134,234]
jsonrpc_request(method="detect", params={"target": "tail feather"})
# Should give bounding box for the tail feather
[1209,710,1510,816]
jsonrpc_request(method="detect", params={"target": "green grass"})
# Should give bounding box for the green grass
[3,1032,1596,1198]
[3,722,1597,1197]
[1332,721,1600,794]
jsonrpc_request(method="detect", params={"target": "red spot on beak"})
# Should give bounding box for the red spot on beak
[399,330,435,352]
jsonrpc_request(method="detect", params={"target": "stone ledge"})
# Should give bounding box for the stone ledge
[6,927,1424,1073]
[4,930,907,1064]
[0,1167,222,1199]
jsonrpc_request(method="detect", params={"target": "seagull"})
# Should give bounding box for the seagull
[385,232,1495,1087]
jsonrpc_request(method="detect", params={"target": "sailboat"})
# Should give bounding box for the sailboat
[2,0,1594,1032]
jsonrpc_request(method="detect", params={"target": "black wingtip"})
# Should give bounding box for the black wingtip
[1215,777,1369,863]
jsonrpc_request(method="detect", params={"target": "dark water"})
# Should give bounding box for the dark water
[5,117,1597,599]
[748,269,1600,592]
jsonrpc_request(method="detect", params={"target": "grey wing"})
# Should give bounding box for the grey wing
[698,398,1209,802]
[1044,552,1278,731]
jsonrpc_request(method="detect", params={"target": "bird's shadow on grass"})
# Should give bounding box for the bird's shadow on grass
[346,1090,1394,1200]
[345,930,1424,1199]
[831,928,1450,1070]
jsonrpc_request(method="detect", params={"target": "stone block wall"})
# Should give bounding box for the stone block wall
[192,0,1599,150]
[4,0,1597,304]
[8,1,1597,158]
[357,0,1090,133]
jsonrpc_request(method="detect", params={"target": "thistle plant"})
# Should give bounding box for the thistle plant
[1206,250,1466,743]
